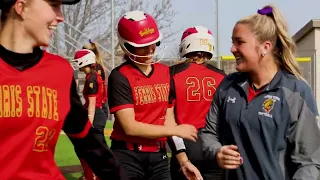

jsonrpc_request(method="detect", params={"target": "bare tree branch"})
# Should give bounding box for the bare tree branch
[49,0,179,69]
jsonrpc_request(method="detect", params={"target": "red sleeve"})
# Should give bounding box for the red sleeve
[107,69,134,113]
[63,77,125,179]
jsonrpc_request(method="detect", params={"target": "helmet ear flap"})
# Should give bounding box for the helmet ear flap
[124,43,134,53]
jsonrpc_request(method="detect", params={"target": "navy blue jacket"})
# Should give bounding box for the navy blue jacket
[200,70,320,180]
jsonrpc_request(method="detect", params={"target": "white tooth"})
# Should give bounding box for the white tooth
[49,26,57,30]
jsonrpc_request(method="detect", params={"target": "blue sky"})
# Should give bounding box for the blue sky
[162,0,320,57]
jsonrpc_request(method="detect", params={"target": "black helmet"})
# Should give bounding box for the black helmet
[0,0,81,10]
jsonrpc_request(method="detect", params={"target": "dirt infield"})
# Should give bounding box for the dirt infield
[60,165,83,174]
[104,129,113,136]
[60,129,113,136]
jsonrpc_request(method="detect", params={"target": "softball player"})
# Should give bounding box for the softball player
[169,26,225,180]
[0,0,124,179]
[74,49,108,180]
[108,10,199,180]
[82,40,109,118]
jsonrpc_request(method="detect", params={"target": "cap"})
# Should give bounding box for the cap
[61,0,81,5]
[0,0,81,10]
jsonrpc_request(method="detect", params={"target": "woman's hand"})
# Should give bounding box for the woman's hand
[216,145,243,169]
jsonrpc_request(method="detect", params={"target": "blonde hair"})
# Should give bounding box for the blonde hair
[175,52,209,65]
[237,5,303,80]
[82,41,105,69]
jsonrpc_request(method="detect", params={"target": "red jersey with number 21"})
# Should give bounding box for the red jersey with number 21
[0,52,73,180]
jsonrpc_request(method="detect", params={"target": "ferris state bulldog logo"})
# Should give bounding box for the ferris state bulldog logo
[258,95,280,118]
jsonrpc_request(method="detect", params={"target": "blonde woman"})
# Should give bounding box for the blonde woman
[200,5,320,180]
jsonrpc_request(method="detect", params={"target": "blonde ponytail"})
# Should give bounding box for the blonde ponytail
[237,5,304,80]
[270,6,303,80]
[82,40,105,70]
[174,52,209,65]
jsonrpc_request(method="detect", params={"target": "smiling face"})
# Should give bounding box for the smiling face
[231,23,265,72]
[19,0,64,46]
[131,43,157,64]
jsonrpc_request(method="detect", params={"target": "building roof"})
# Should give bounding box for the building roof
[293,19,320,43]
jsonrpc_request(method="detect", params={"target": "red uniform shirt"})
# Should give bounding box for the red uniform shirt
[108,61,174,145]
[0,46,122,180]
[83,71,104,108]
[94,63,108,102]
[170,62,225,129]
[247,83,264,102]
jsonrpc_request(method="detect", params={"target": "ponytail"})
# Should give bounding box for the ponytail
[237,5,304,80]
[82,40,105,70]
[269,5,303,80]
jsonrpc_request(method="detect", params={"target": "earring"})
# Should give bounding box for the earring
[261,51,267,57]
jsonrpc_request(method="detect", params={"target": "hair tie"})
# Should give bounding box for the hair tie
[257,7,273,15]
[89,39,92,43]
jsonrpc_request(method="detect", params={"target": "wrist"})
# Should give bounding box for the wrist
[176,151,188,166]
[179,159,190,171]
[173,149,186,156]
[166,125,178,136]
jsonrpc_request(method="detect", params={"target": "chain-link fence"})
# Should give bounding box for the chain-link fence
[159,56,314,97]
[73,55,315,109]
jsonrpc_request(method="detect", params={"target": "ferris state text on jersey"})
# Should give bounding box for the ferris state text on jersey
[134,83,170,105]
[0,84,59,120]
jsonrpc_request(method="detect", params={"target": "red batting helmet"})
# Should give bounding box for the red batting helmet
[118,10,162,49]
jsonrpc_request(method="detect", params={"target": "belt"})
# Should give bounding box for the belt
[84,106,102,110]
[111,140,166,153]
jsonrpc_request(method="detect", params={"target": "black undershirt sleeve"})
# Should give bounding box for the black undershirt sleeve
[63,77,125,179]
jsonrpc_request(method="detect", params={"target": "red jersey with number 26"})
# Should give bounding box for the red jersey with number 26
[170,62,225,129]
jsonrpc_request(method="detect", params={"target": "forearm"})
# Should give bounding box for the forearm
[88,98,96,123]
[126,121,177,139]
[164,115,177,126]
[116,107,179,139]
[176,152,189,166]
[199,129,222,161]
[164,107,177,126]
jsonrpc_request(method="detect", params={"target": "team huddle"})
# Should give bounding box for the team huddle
[0,0,319,180]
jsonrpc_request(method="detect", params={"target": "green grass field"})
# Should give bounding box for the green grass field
[55,121,113,179]
[55,121,171,179]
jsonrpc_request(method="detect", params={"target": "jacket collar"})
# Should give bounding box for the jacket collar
[235,70,285,94]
